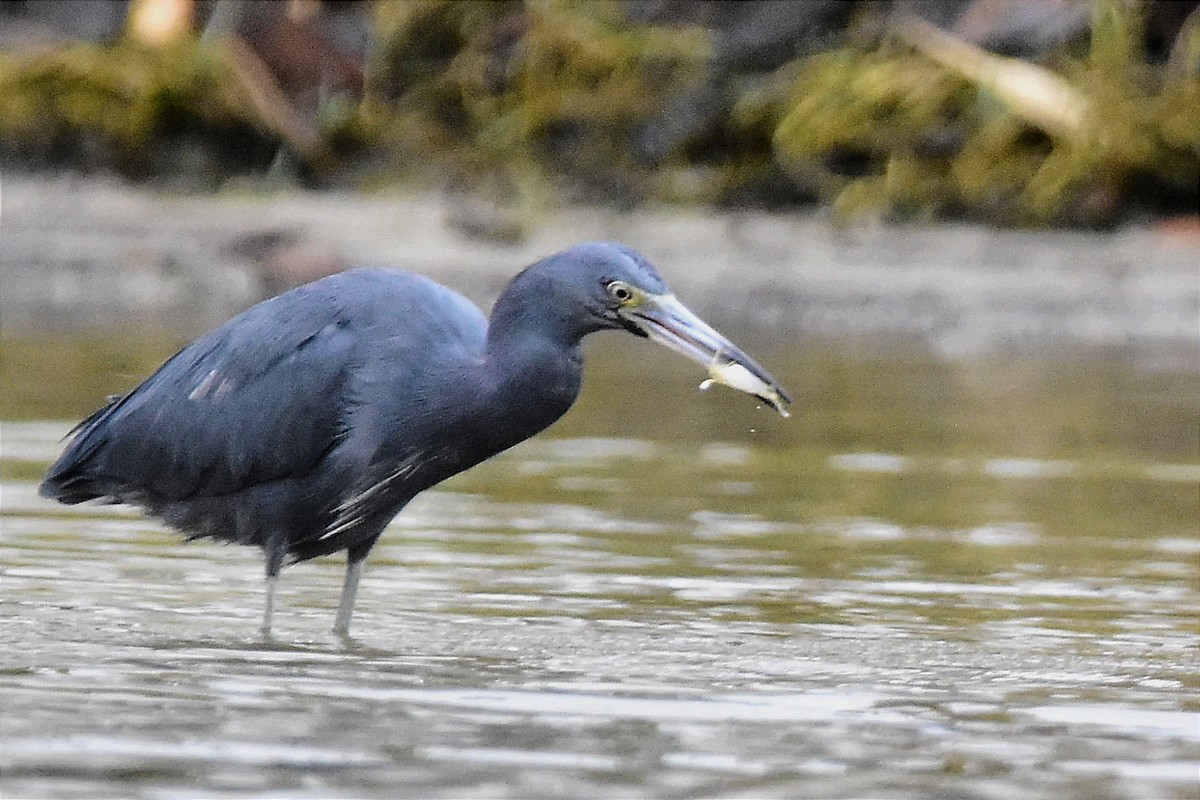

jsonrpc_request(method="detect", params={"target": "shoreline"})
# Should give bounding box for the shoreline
[2,173,1196,360]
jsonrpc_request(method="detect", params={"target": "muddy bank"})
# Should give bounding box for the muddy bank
[2,174,1196,358]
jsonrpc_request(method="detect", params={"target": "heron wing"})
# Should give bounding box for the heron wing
[44,268,488,504]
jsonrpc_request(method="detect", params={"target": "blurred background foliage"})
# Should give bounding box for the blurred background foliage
[0,0,1196,228]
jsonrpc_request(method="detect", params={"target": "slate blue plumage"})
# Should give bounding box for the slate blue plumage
[40,242,790,635]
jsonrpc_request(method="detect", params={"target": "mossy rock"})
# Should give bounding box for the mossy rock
[367,0,710,204]
[771,3,1200,226]
[0,41,282,182]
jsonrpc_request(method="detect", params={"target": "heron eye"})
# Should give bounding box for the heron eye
[606,281,636,304]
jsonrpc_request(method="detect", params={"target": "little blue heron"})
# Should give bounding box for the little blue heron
[40,242,791,635]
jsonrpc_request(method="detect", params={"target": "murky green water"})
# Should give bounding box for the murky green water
[2,335,1198,799]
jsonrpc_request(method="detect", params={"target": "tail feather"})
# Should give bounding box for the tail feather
[38,474,101,504]
[39,395,125,504]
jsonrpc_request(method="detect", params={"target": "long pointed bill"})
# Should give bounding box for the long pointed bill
[622,293,793,417]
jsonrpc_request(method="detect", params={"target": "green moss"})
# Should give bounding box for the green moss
[368,0,709,203]
[0,40,257,174]
[771,1,1200,226]
[0,0,1193,224]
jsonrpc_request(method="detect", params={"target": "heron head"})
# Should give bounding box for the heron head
[543,242,793,416]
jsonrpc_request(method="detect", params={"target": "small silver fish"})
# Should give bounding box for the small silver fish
[700,355,791,418]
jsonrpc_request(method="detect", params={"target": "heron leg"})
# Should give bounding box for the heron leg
[262,574,278,636]
[262,537,287,637]
[333,557,364,636]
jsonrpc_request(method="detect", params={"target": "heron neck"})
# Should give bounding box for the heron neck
[482,300,584,445]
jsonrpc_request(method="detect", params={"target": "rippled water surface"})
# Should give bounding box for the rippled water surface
[2,339,1198,799]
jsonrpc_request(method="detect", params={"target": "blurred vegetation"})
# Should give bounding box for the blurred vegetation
[0,40,279,181]
[0,0,1196,226]
[772,2,1200,226]
[366,0,709,204]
